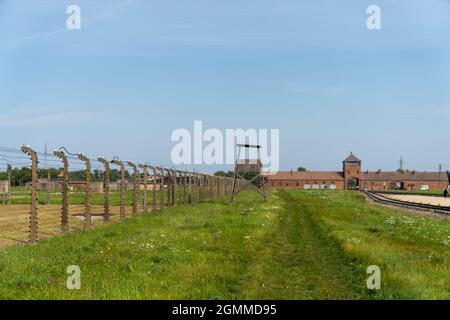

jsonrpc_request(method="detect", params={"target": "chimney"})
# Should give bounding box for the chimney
[377,169,381,174]
[290,169,293,176]
[412,169,415,174]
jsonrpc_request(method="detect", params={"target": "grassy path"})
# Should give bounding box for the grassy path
[242,190,366,299]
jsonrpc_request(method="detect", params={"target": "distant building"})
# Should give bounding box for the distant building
[267,153,449,191]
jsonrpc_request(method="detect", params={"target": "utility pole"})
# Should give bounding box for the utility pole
[399,155,404,171]
[438,164,442,189]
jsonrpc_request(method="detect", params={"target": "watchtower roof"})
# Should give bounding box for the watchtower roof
[236,159,262,173]
[343,152,361,162]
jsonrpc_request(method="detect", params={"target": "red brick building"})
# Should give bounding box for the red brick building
[267,153,449,191]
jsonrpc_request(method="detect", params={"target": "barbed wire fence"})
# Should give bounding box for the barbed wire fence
[0,145,245,247]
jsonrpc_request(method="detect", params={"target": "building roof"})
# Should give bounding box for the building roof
[267,171,345,181]
[266,170,448,183]
[361,171,448,182]
[343,152,361,162]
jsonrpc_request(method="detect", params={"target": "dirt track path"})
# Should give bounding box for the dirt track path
[385,194,450,206]
[242,190,366,299]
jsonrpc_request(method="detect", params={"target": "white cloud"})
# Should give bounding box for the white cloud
[8,28,67,47]
[0,111,94,128]
[282,82,350,96]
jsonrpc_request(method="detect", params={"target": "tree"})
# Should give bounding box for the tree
[214,171,234,178]
[297,167,307,172]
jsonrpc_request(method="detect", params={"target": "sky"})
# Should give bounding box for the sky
[1,0,450,173]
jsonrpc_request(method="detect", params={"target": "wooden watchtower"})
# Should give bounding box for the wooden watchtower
[231,144,267,201]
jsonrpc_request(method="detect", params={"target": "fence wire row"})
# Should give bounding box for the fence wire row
[0,146,245,247]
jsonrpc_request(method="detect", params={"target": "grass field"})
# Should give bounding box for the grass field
[0,187,192,247]
[7,188,177,206]
[0,190,448,299]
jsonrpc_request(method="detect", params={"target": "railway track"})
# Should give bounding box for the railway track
[365,191,450,215]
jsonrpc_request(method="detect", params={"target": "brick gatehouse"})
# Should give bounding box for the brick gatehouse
[267,153,449,191]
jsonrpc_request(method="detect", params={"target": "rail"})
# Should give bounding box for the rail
[365,191,450,215]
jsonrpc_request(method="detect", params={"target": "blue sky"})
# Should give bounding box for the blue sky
[1,0,450,172]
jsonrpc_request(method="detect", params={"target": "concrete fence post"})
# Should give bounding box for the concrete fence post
[21,146,38,243]
[183,171,187,204]
[201,174,205,201]
[223,177,226,196]
[191,172,197,203]
[195,173,200,203]
[188,171,192,204]
[199,174,203,202]
[210,176,214,198]
[198,173,204,202]
[190,173,195,203]
[54,150,69,233]
[210,176,213,198]
[199,174,202,201]
[7,171,11,205]
[198,174,202,202]
[47,170,51,205]
[112,159,126,219]
[165,168,171,207]
[127,161,139,216]
[151,166,157,211]
[139,164,148,214]
[203,175,206,200]
[159,167,165,209]
[172,169,177,206]
[216,176,219,197]
[211,176,214,199]
[210,176,213,199]
[225,178,229,197]
[78,153,91,228]
[97,157,111,223]
[216,176,220,197]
